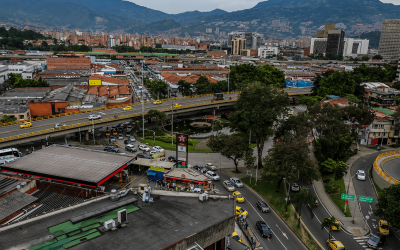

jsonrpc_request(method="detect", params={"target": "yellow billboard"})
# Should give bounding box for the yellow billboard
[89,79,102,86]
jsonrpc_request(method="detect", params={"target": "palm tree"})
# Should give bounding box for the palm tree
[321,216,336,241]
[289,187,317,227]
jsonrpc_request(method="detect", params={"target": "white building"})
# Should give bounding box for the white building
[310,38,327,55]
[258,46,279,58]
[343,38,369,58]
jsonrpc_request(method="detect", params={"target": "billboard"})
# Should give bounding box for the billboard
[151,152,165,159]
[89,79,102,86]
[176,133,189,166]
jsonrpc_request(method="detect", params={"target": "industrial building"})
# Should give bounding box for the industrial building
[46,55,91,70]
[378,19,400,58]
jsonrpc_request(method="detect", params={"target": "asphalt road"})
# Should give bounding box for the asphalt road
[381,160,400,181]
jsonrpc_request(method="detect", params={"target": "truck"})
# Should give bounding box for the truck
[213,93,224,101]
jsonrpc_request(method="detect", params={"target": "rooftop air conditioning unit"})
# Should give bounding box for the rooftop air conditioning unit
[118,209,127,224]
[104,219,115,230]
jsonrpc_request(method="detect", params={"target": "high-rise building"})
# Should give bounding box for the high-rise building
[310,38,327,55]
[378,19,400,58]
[228,31,261,49]
[231,38,246,55]
[343,38,369,57]
[326,30,345,57]
[316,24,336,38]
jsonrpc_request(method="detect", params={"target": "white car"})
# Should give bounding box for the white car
[223,180,235,191]
[153,146,164,152]
[205,171,220,181]
[205,163,217,171]
[149,150,158,155]
[54,123,67,128]
[356,170,366,180]
[230,177,243,188]
[139,145,150,152]
[88,114,101,120]
[288,108,294,115]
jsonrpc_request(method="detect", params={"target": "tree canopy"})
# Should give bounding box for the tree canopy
[317,71,356,97]
[374,184,400,229]
[177,80,193,96]
[194,76,213,94]
[145,79,169,99]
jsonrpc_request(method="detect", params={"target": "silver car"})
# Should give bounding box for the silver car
[223,180,235,192]
[356,170,366,180]
[54,123,66,128]
[230,177,243,188]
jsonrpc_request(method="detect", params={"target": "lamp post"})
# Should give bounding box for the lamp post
[142,60,145,140]
[144,129,156,146]
[91,118,95,145]
[171,99,174,148]
[345,173,357,213]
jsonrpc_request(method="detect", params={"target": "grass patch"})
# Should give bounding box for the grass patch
[390,144,400,148]
[218,118,230,123]
[241,177,320,250]
[369,146,385,150]
[369,167,384,197]
[322,174,352,217]
[137,137,213,153]
[234,131,261,148]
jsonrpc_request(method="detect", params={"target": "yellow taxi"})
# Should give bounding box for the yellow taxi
[232,231,242,242]
[123,106,132,111]
[173,103,183,109]
[20,122,32,129]
[153,100,162,105]
[379,220,389,235]
[332,220,341,231]
[235,206,248,217]
[233,191,245,203]
[326,239,345,250]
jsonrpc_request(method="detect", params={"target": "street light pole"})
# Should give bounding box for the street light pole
[171,99,174,148]
[92,119,95,145]
[142,60,145,140]
[227,63,230,93]
[345,174,356,213]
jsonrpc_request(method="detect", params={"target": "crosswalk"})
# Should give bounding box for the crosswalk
[354,236,372,249]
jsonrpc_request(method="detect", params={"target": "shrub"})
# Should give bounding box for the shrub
[325,185,340,194]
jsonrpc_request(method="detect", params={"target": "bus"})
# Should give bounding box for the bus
[0,148,22,165]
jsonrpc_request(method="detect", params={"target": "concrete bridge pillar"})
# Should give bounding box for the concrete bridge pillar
[212,108,216,116]
[85,131,90,141]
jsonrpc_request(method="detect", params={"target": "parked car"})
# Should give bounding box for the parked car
[139,145,150,151]
[109,136,116,142]
[125,144,137,152]
[193,164,207,173]
[256,200,270,213]
[232,191,244,203]
[223,180,235,191]
[205,171,220,181]
[54,123,66,128]
[356,170,366,180]
[136,153,151,159]
[366,233,386,249]
[291,183,300,192]
[118,134,123,140]
[230,177,243,188]
[153,146,164,152]
[20,122,32,129]
[256,221,272,238]
[104,145,119,153]
[205,163,217,171]
[129,135,136,142]
[88,114,101,120]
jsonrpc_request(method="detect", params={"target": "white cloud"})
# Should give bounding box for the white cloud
[127,0,400,14]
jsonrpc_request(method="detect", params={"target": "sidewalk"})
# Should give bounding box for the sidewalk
[313,145,392,236]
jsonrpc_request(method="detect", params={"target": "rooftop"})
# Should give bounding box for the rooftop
[1,145,134,187]
[164,168,211,183]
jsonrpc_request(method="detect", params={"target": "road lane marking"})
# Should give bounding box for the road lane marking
[275,224,288,239]
[247,201,289,250]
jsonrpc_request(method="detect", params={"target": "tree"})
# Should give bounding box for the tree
[230,84,289,167]
[321,216,337,240]
[145,109,167,128]
[289,187,317,227]
[41,41,48,47]
[320,158,337,173]
[147,79,169,99]
[207,134,253,172]
[0,115,17,123]
[194,76,213,94]
[317,71,356,97]
[373,54,383,60]
[393,82,400,90]
[343,104,374,144]
[312,70,335,95]
[296,95,322,106]
[177,80,193,96]
[361,56,370,61]
[374,184,400,229]
[334,161,348,181]
[343,94,361,104]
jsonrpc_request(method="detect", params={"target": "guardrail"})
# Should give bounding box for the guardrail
[0,98,237,143]
[374,151,400,185]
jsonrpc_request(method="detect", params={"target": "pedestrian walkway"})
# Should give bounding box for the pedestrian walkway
[313,145,392,236]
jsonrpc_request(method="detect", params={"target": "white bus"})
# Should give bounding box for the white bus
[0,148,22,165]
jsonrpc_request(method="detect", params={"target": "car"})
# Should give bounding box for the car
[205,171,220,181]
[117,127,124,133]
[109,136,116,142]
[123,106,132,111]
[193,164,207,173]
[139,145,150,151]
[326,239,345,250]
[136,153,151,159]
[173,103,183,109]
[256,221,272,238]
[230,177,243,188]
[149,150,158,155]
[88,114,101,120]
[232,191,244,203]
[288,108,294,115]
[331,220,341,231]
[152,146,164,152]
[366,233,386,249]
[118,134,123,140]
[153,100,162,105]
[356,170,366,180]
[125,132,130,137]
[379,220,389,235]
[256,200,270,213]
[205,163,217,171]
[54,123,66,128]
[223,180,235,192]
[126,125,133,133]
[112,124,121,129]
[232,231,242,242]
[291,183,300,192]
[235,206,248,217]
[125,144,137,152]
[20,122,32,128]
[104,145,119,153]
[129,136,136,142]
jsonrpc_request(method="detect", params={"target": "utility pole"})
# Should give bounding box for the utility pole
[227,63,230,93]
[171,99,174,148]
[142,60,145,140]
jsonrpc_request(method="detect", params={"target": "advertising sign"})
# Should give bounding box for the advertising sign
[89,79,102,86]
[177,134,187,146]
[176,133,189,166]
[178,146,186,152]
[151,152,165,159]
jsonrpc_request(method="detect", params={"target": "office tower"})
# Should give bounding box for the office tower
[326,30,345,57]
[316,24,336,38]
[378,19,400,58]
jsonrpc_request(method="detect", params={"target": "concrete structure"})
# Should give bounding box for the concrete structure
[162,44,195,50]
[231,38,246,55]
[343,38,369,58]
[228,31,262,49]
[326,30,345,57]
[258,46,279,58]
[378,19,400,58]
[240,49,258,57]
[316,23,336,38]
[46,55,91,70]
[310,38,327,55]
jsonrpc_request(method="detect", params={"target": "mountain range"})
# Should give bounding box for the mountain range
[1,0,400,38]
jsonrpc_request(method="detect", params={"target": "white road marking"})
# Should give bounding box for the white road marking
[275,224,288,239]
[247,202,288,250]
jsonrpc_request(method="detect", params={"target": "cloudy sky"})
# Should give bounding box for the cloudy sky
[127,0,400,14]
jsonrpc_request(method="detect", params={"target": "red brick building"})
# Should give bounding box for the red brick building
[47,55,91,70]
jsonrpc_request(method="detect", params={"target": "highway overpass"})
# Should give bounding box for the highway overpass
[0,88,311,148]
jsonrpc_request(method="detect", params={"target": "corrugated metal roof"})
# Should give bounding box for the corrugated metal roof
[0,191,38,221]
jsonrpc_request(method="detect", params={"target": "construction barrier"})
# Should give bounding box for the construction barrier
[374,152,400,185]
